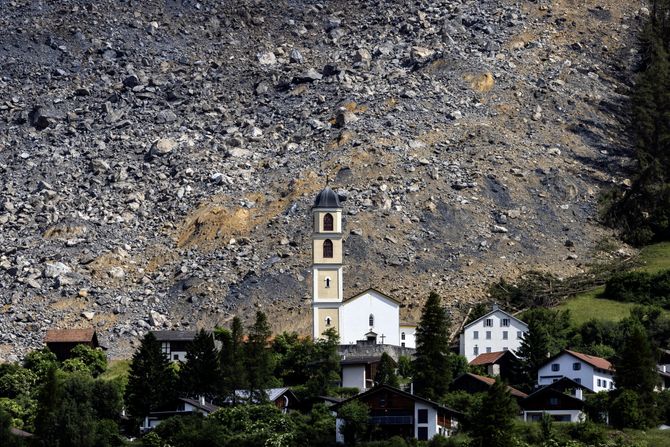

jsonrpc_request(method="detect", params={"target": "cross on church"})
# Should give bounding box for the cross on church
[380,334,386,344]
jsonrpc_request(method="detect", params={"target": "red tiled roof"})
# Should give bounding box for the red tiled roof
[468,373,528,398]
[565,350,614,372]
[469,351,507,366]
[44,328,96,343]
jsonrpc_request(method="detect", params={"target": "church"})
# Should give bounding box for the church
[310,187,416,349]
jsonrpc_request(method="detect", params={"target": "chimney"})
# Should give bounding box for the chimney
[199,395,205,406]
[492,303,499,311]
[575,388,583,400]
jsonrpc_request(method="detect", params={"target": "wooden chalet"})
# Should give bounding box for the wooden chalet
[333,385,460,442]
[521,378,591,423]
[450,372,528,403]
[44,328,100,361]
[469,350,520,381]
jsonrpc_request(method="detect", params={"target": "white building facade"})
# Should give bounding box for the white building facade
[459,306,528,362]
[537,350,615,392]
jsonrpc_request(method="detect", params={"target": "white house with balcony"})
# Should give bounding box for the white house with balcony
[459,305,528,362]
[537,350,615,392]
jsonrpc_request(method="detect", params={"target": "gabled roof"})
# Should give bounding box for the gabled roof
[545,350,614,373]
[453,373,528,399]
[343,288,401,304]
[521,386,586,410]
[152,330,197,342]
[45,328,97,343]
[469,350,515,366]
[463,307,527,330]
[332,384,460,415]
[543,376,593,394]
[179,397,220,413]
[230,387,297,404]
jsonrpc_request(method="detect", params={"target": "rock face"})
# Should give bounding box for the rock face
[0,0,641,359]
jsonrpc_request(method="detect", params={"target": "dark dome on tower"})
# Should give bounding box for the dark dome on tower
[313,187,341,208]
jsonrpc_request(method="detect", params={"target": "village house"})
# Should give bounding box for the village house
[228,387,299,413]
[459,304,528,362]
[468,350,521,381]
[334,385,460,442]
[450,373,528,404]
[44,328,101,361]
[141,396,218,432]
[537,350,615,392]
[657,349,670,391]
[521,377,592,423]
[340,355,392,391]
[151,330,196,362]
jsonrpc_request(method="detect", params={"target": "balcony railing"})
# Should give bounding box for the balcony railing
[369,416,413,425]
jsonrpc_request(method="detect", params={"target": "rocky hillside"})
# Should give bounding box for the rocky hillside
[0,0,645,359]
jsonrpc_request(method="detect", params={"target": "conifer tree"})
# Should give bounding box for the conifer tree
[615,323,659,394]
[306,327,340,398]
[470,379,518,447]
[516,318,551,391]
[245,311,273,403]
[413,292,453,401]
[179,329,220,399]
[125,332,176,425]
[374,352,399,387]
[217,317,248,402]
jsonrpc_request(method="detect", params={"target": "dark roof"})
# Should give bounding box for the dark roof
[152,330,197,342]
[179,397,220,413]
[453,373,528,398]
[313,187,341,209]
[542,376,594,394]
[333,384,461,416]
[341,355,392,366]
[521,386,586,410]
[44,328,97,343]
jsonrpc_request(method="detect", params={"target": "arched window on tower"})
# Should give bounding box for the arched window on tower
[323,239,333,258]
[325,277,331,288]
[323,213,334,231]
[325,317,332,327]
[369,314,374,326]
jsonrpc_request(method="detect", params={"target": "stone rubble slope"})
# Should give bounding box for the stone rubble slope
[0,0,644,359]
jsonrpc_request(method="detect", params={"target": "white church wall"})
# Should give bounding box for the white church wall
[339,290,400,346]
[400,325,416,349]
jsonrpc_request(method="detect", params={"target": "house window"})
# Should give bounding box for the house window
[501,318,510,327]
[573,362,581,371]
[473,331,479,339]
[551,364,560,372]
[503,347,508,351]
[610,382,614,389]
[517,331,523,339]
[484,318,493,327]
[474,346,479,356]
[549,397,559,406]
[161,342,170,355]
[325,277,331,288]
[486,347,492,353]
[401,332,406,340]
[323,213,334,231]
[369,314,374,326]
[173,354,179,361]
[418,409,428,424]
[502,331,508,340]
[401,342,405,347]
[486,331,491,340]
[574,378,581,384]
[325,317,332,326]
[323,239,333,258]
[418,427,428,441]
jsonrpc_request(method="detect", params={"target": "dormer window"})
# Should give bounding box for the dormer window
[369,314,374,326]
[325,277,331,288]
[324,213,334,231]
[323,239,333,258]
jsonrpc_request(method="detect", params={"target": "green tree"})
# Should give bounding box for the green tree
[469,379,518,447]
[413,292,454,401]
[23,348,58,382]
[610,389,647,429]
[34,367,60,446]
[374,353,399,387]
[217,318,248,401]
[179,329,220,399]
[306,328,340,399]
[245,312,274,403]
[615,323,659,394]
[516,318,551,391]
[338,400,369,446]
[0,406,26,447]
[68,344,107,377]
[125,332,176,426]
[272,332,314,386]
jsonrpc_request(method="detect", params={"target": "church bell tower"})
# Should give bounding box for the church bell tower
[311,187,344,339]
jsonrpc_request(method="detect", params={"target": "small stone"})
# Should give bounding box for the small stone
[152,138,177,155]
[256,51,277,66]
[411,46,434,61]
[82,311,95,320]
[44,262,71,278]
[108,266,125,279]
[350,229,363,236]
[492,225,508,233]
[335,110,357,128]
[289,48,303,64]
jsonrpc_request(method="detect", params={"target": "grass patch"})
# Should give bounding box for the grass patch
[100,359,130,382]
[558,242,670,324]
